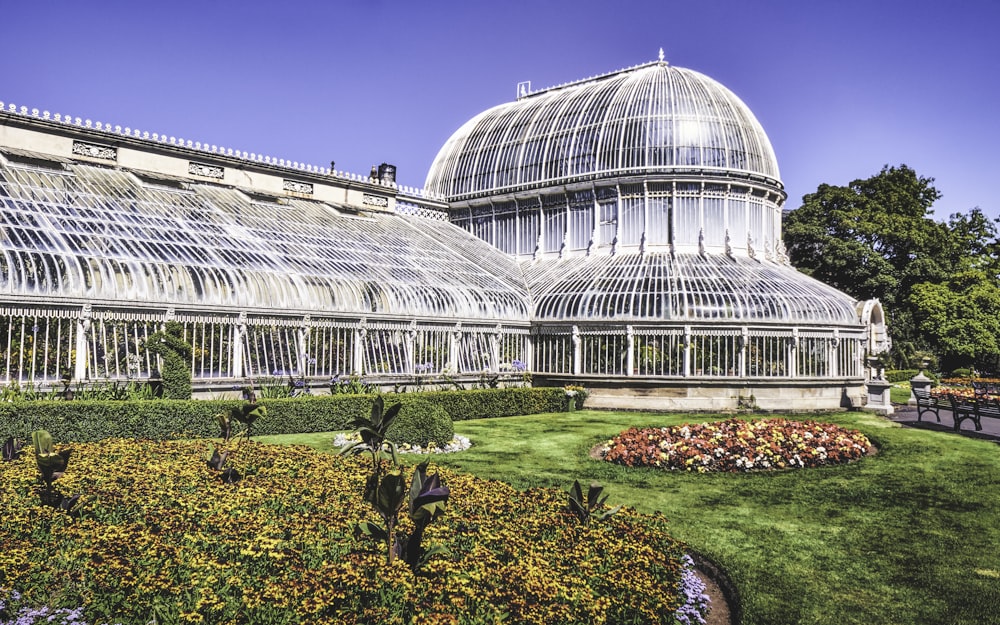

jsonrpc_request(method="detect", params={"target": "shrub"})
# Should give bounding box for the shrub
[885,369,920,383]
[386,398,455,447]
[0,388,569,443]
[145,322,192,400]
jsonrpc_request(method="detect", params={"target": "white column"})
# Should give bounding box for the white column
[683,325,692,377]
[789,329,799,379]
[231,312,247,378]
[572,325,582,376]
[490,324,502,374]
[353,320,367,376]
[450,323,462,373]
[74,304,92,380]
[626,325,635,376]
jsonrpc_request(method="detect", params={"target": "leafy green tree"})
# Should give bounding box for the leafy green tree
[945,208,1000,274]
[910,270,1000,372]
[782,165,1000,368]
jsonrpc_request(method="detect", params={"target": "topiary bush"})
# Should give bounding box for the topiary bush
[386,398,455,447]
[145,321,193,400]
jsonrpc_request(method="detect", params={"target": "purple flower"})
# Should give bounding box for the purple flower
[674,554,710,624]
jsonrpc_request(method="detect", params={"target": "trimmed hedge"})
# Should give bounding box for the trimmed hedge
[0,387,569,443]
[885,369,919,383]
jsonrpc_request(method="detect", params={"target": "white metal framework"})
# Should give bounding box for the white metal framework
[0,55,887,409]
[426,61,780,199]
[422,57,884,407]
[0,124,531,387]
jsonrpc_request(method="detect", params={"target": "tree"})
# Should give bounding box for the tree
[945,208,1000,275]
[909,270,1000,372]
[783,165,965,364]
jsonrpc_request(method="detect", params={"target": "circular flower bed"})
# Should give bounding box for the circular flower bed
[600,418,872,472]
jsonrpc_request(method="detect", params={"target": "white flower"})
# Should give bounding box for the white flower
[334,433,472,454]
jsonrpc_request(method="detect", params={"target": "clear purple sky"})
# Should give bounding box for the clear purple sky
[2,0,997,219]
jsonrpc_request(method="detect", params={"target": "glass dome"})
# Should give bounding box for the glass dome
[426,58,781,200]
[524,253,861,325]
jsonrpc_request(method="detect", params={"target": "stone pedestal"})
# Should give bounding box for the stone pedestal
[909,371,933,406]
[866,378,894,415]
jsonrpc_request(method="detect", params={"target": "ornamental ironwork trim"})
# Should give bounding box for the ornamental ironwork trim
[282,179,314,195]
[71,140,117,161]
[188,162,224,179]
[362,193,389,208]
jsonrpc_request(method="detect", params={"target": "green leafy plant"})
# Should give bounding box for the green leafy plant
[402,459,450,569]
[229,402,266,441]
[31,429,79,511]
[217,409,233,443]
[205,444,240,483]
[340,395,402,513]
[354,458,450,571]
[343,396,451,570]
[339,396,401,466]
[144,321,193,399]
[329,373,378,395]
[205,402,264,484]
[568,480,620,525]
[564,385,588,410]
[33,430,70,489]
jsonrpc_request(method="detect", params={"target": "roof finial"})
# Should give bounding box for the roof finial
[658,47,665,62]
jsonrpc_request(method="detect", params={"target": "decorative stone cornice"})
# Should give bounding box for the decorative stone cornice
[362,193,389,208]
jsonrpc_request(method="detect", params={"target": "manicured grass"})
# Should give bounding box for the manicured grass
[261,410,1000,625]
[890,382,912,404]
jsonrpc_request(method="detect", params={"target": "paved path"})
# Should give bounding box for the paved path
[886,403,1000,443]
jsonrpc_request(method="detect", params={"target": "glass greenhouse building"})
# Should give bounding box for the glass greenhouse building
[0,55,888,410]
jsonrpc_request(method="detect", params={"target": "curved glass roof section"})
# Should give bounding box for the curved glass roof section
[426,60,781,199]
[0,160,529,321]
[523,253,859,324]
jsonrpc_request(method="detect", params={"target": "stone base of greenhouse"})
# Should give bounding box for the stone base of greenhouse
[547,377,863,412]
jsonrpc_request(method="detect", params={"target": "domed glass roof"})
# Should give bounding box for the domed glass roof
[426,59,781,200]
[523,253,860,325]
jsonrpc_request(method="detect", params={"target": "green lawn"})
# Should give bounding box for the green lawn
[890,381,912,404]
[259,410,1000,625]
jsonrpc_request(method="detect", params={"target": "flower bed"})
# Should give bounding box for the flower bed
[600,418,872,472]
[1,439,701,624]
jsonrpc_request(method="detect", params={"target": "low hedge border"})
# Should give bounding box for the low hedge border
[0,387,571,443]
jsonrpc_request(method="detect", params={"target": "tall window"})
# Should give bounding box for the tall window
[567,191,594,251]
[517,200,540,256]
[542,198,566,254]
[619,185,644,247]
